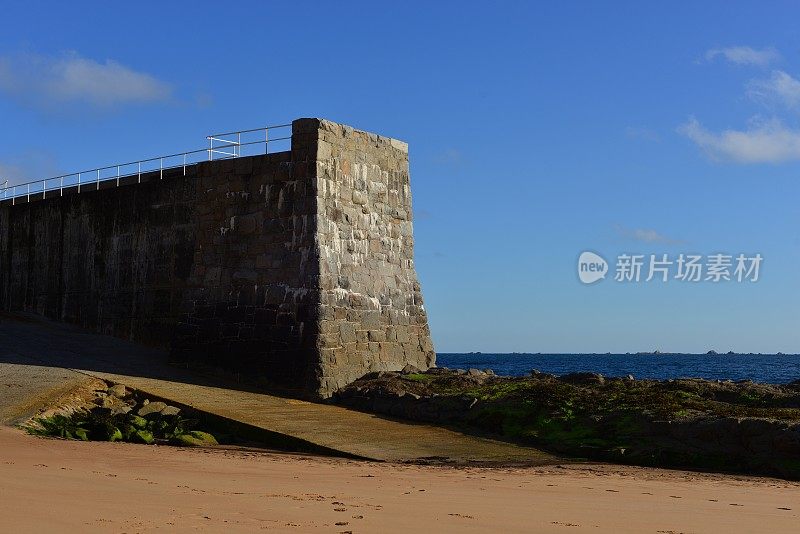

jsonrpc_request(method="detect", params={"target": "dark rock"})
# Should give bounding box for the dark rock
[560,372,605,385]
[160,405,181,416]
[360,371,382,380]
[773,427,800,454]
[98,395,132,415]
[379,371,400,379]
[738,418,785,436]
[401,364,423,375]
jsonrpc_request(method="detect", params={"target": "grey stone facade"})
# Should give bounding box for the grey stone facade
[308,119,435,394]
[0,118,434,397]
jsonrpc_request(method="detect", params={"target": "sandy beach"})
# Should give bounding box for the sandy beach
[0,426,797,533]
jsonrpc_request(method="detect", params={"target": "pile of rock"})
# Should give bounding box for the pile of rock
[27,382,218,447]
[93,384,182,419]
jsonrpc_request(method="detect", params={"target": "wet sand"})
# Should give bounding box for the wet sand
[0,426,797,533]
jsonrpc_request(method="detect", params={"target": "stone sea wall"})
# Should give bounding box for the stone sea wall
[0,118,435,397]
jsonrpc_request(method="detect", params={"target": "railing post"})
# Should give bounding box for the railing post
[183,153,186,176]
[78,172,81,193]
[117,165,120,187]
[60,176,63,197]
[237,132,241,157]
[265,127,269,154]
[97,169,100,189]
[160,158,163,180]
[138,162,141,184]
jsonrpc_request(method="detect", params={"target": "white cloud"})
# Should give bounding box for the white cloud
[747,70,800,110]
[704,46,780,67]
[0,51,171,109]
[615,225,683,245]
[679,116,800,163]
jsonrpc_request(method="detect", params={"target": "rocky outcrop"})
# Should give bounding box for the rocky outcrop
[334,370,800,479]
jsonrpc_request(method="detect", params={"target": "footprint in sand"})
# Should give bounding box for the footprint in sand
[729,503,743,507]
[777,507,791,511]
[669,495,682,499]
[605,489,619,493]
[551,521,580,527]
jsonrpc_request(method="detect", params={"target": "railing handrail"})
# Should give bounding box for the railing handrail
[207,123,291,138]
[0,124,291,204]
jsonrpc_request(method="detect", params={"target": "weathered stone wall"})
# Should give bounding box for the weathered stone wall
[173,149,321,390]
[307,119,435,394]
[0,118,435,397]
[0,207,8,310]
[1,168,199,345]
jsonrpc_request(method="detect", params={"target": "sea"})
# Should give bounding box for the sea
[436,353,800,384]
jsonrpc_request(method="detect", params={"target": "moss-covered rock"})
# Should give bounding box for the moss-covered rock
[174,431,218,447]
[25,383,218,449]
[335,369,800,479]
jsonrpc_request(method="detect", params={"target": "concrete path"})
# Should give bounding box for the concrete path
[0,313,557,464]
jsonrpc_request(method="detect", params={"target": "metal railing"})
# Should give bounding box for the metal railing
[0,123,291,205]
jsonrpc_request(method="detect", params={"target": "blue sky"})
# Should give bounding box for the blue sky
[1,2,799,353]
